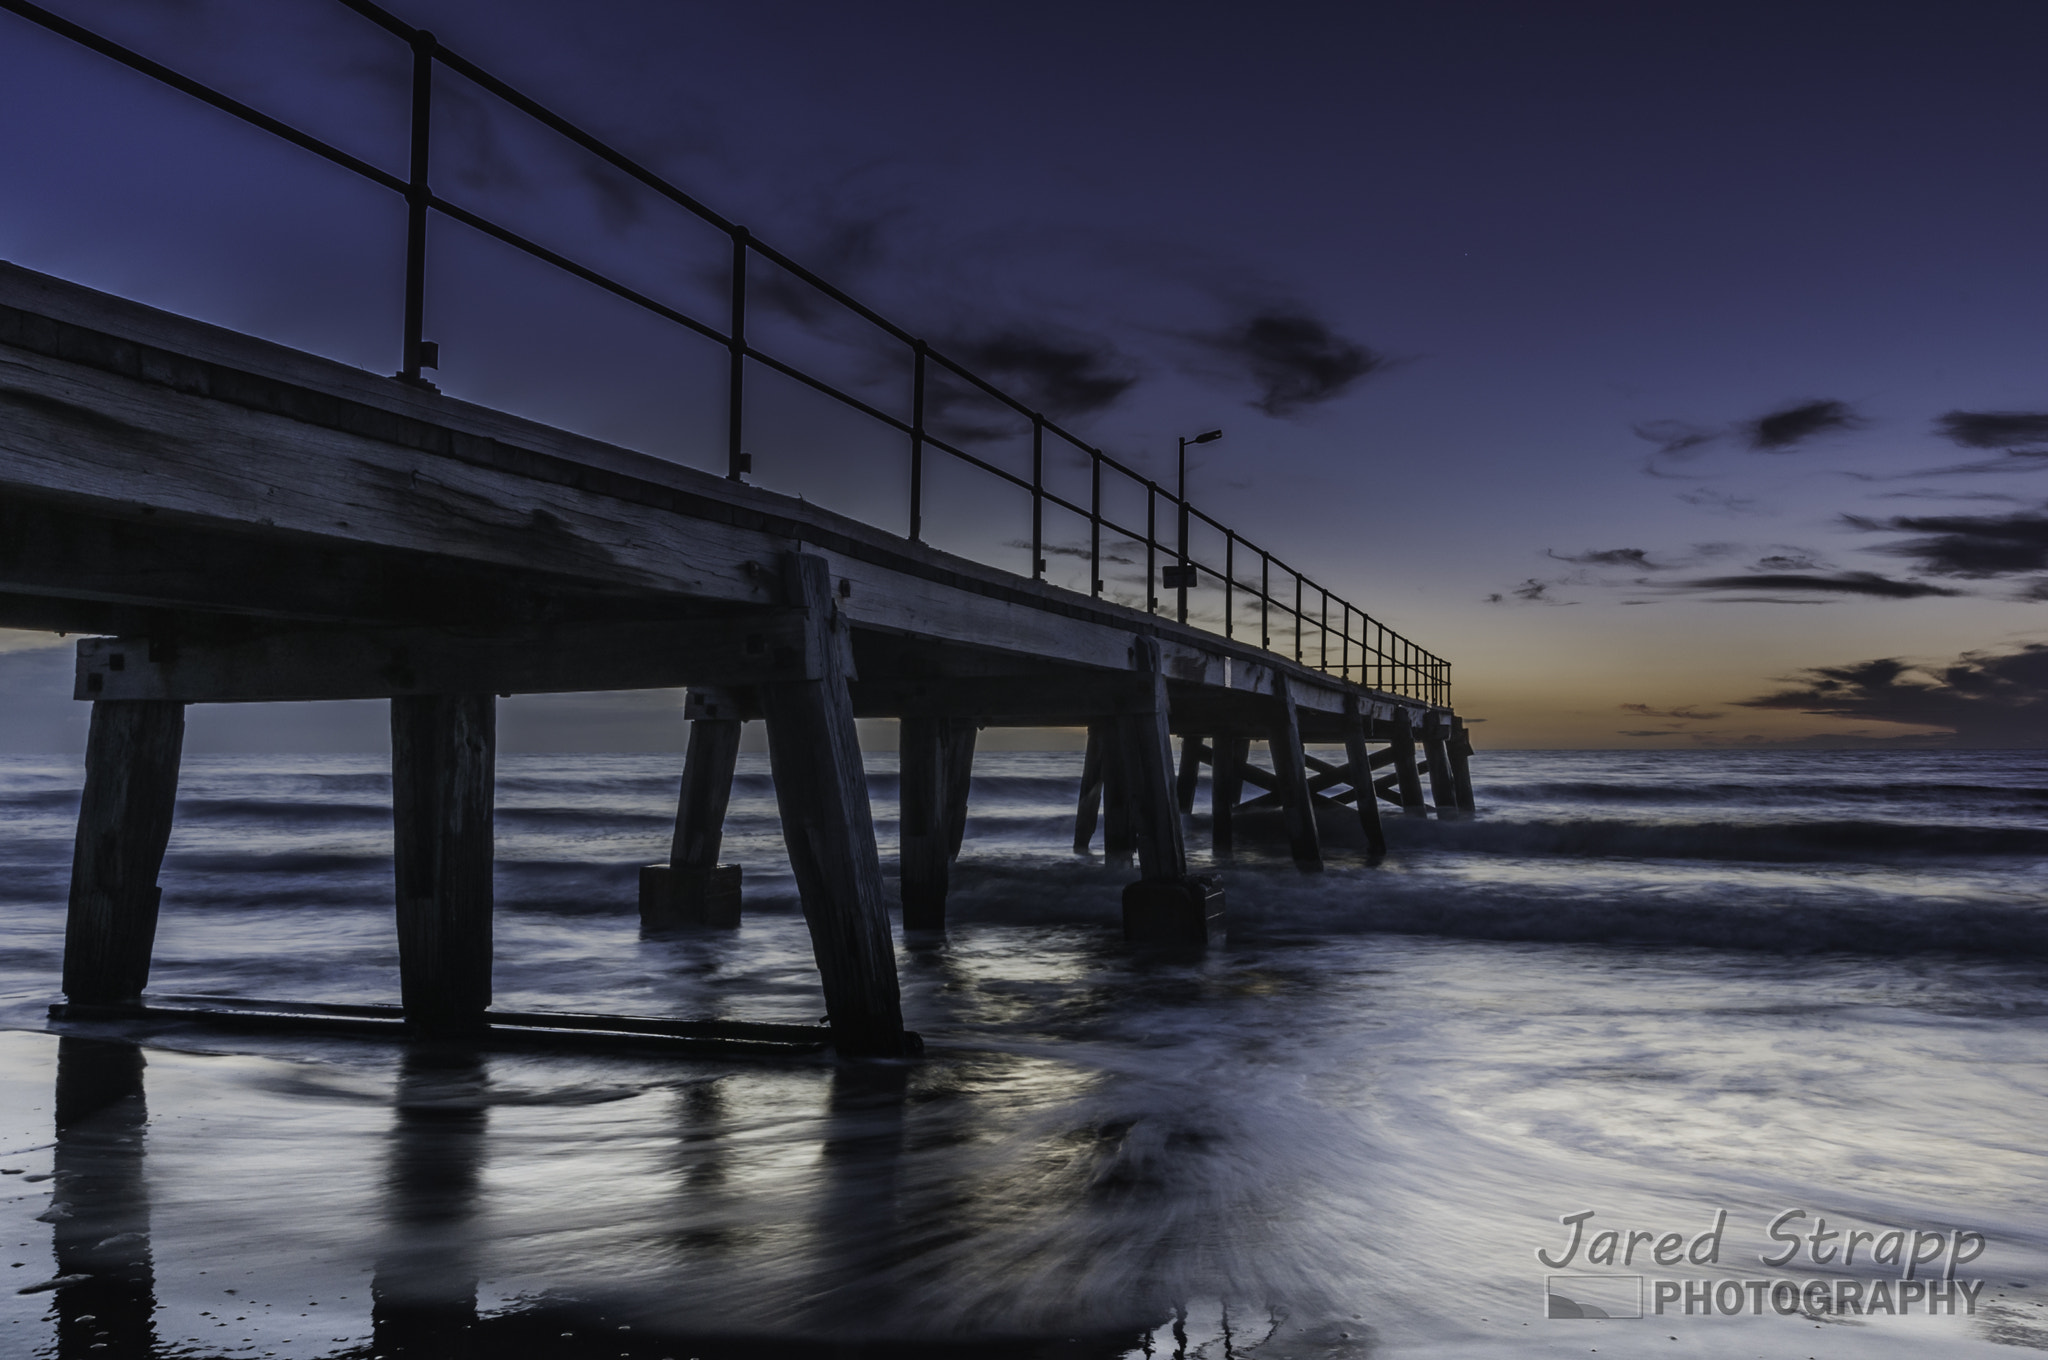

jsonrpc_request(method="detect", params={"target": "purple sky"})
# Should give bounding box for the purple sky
[3,0,2046,749]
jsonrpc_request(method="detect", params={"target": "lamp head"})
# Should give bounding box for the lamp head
[1193,429,1223,444]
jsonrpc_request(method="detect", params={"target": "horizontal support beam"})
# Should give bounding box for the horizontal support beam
[75,610,831,702]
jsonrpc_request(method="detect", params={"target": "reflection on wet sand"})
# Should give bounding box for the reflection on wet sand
[51,1037,155,1360]
[370,1046,488,1358]
[30,1036,1180,1358]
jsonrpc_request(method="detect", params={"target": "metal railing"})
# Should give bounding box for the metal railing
[1,0,1452,706]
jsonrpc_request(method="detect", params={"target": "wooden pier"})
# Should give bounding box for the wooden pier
[0,0,1474,1062]
[2,262,1470,1057]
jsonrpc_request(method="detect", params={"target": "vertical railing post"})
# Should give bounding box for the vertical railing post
[1090,451,1103,598]
[1260,552,1270,648]
[1294,572,1303,663]
[1030,416,1044,581]
[399,29,436,384]
[909,340,927,542]
[1145,484,1157,613]
[1176,484,1190,627]
[1320,588,1328,674]
[727,227,749,480]
[1224,532,1234,641]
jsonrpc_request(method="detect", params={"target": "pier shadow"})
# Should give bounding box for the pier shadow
[369,1045,489,1358]
[49,1037,157,1360]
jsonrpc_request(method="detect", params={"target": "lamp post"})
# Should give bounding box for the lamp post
[1175,429,1222,624]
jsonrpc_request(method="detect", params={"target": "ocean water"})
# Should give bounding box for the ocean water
[2,746,2047,1358]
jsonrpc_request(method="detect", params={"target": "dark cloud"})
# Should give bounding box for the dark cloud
[952,329,1136,420]
[1675,572,1962,599]
[743,216,897,327]
[1207,310,1386,417]
[1754,552,1820,571]
[1617,729,1685,737]
[1740,644,2048,746]
[1862,451,2048,479]
[1935,410,2048,450]
[1633,419,1719,459]
[1849,509,2048,577]
[1619,703,1725,719]
[1871,489,2030,503]
[1547,547,1664,568]
[1743,399,1864,451]
[1485,578,1573,605]
[1012,539,1134,565]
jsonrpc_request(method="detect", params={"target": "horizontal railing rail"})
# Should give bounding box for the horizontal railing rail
[0,0,1451,707]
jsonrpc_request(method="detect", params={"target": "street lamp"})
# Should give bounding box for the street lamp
[1172,429,1222,624]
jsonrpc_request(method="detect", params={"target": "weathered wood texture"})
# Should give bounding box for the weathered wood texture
[760,554,908,1057]
[1210,732,1250,858]
[641,711,744,930]
[1343,697,1389,859]
[76,612,820,703]
[1114,637,1188,883]
[1074,723,1105,854]
[943,720,976,858]
[1388,708,1428,815]
[62,700,184,1005]
[1269,678,1324,871]
[0,264,1443,730]
[1423,713,1461,818]
[390,694,496,1028]
[1449,717,1477,813]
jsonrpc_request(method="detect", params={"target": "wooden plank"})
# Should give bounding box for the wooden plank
[641,705,743,931]
[1343,696,1388,859]
[62,700,184,1005]
[1387,706,1428,816]
[1112,637,1188,883]
[1269,676,1323,871]
[75,612,820,703]
[1211,731,1250,859]
[1074,722,1105,854]
[759,554,909,1057]
[390,693,495,1029]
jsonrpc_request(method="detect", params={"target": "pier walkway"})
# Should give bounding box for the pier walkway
[0,0,1468,1058]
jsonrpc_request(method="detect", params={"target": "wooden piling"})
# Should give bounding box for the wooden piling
[1073,722,1105,854]
[641,691,743,930]
[760,553,910,1057]
[1114,638,1186,883]
[1210,731,1249,858]
[1118,638,1224,946]
[1175,733,1203,814]
[1388,706,1429,816]
[1102,722,1137,867]
[62,700,184,1007]
[898,712,950,931]
[1342,696,1388,860]
[943,719,975,858]
[390,693,496,1031]
[1269,677,1324,871]
[1449,716,1477,814]
[1422,712,1460,818]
